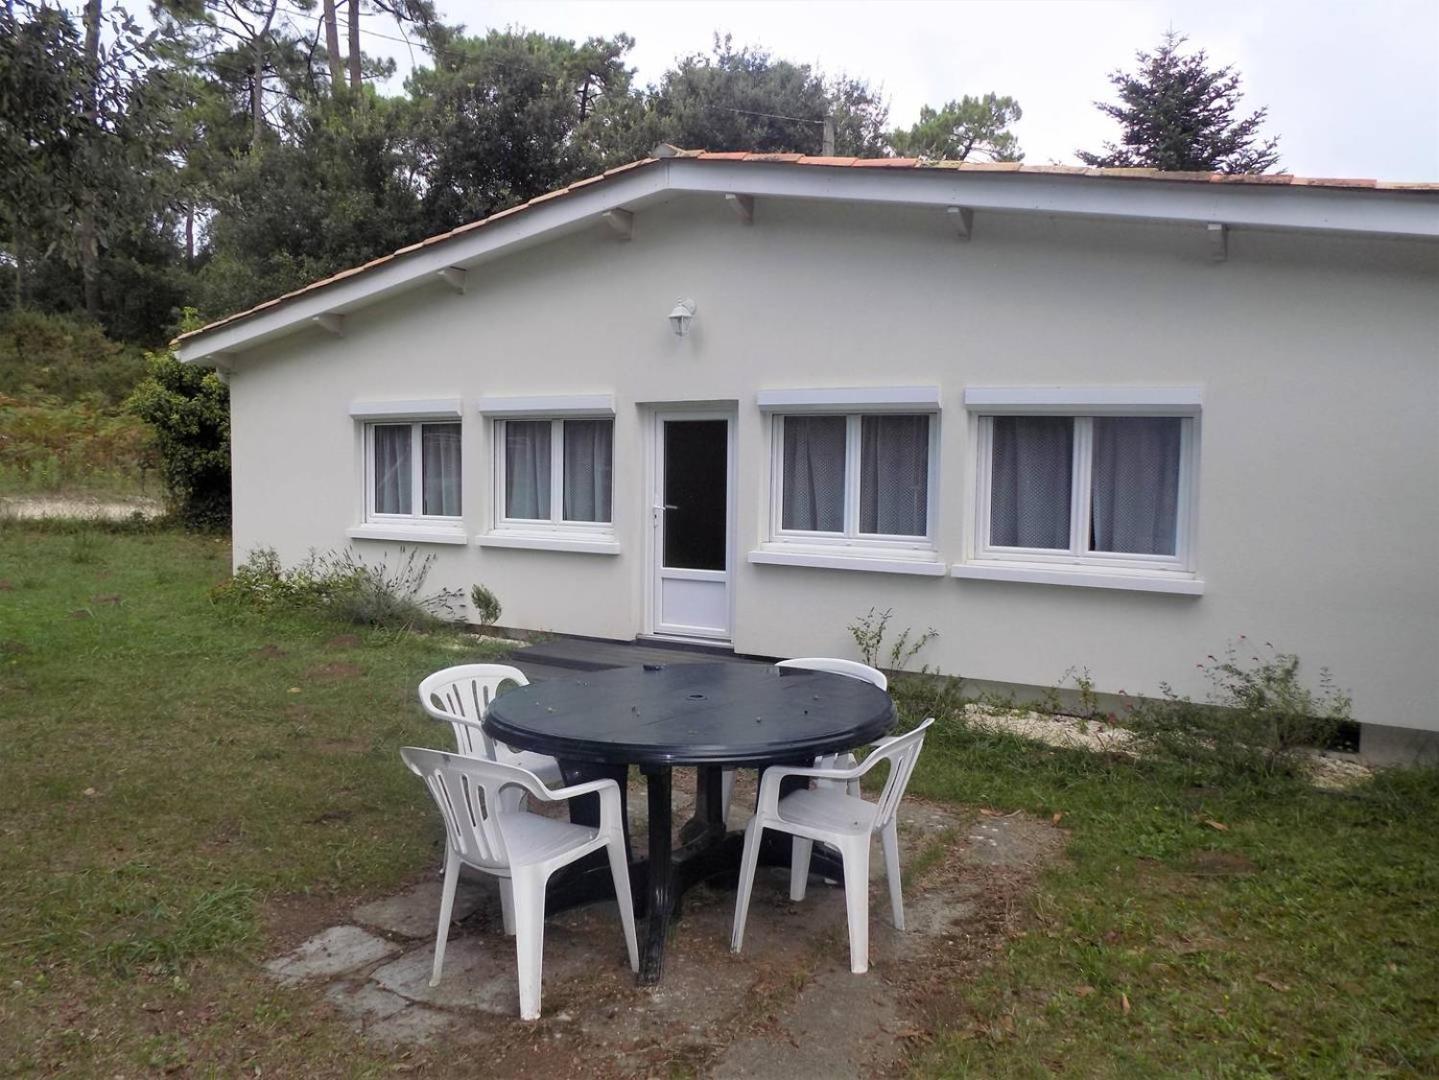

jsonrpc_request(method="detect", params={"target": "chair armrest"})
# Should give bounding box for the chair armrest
[755,753,889,815]
[536,777,626,835]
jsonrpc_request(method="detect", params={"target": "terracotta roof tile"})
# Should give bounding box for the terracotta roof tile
[173,148,1438,347]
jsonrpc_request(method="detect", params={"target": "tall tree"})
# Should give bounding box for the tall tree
[1077,31,1280,174]
[888,94,1023,161]
[647,36,888,157]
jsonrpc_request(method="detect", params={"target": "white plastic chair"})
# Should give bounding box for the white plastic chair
[417,664,564,787]
[718,657,891,810]
[400,747,639,1021]
[730,718,935,975]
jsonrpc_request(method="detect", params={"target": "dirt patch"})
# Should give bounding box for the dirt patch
[252,644,289,660]
[261,794,1066,1078]
[324,634,363,651]
[0,579,13,590]
[1185,850,1257,877]
[306,661,365,681]
[68,609,93,619]
[1,639,30,656]
[90,594,122,605]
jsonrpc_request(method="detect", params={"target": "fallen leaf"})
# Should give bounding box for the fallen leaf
[1051,811,1064,825]
[1073,984,1096,997]
[1255,974,1291,992]
[1204,819,1229,831]
[980,808,1001,817]
[287,687,302,694]
[1120,992,1131,1014]
[82,787,97,798]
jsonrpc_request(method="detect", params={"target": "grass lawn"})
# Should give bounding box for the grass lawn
[2,523,1436,1076]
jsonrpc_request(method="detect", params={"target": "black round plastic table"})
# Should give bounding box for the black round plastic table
[483,662,896,984]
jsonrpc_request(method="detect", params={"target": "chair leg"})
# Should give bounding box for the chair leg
[510,869,547,1021]
[720,769,736,823]
[430,848,460,987]
[730,819,764,954]
[839,837,872,974]
[606,835,640,973]
[881,820,905,931]
[499,879,517,936]
[789,837,814,902]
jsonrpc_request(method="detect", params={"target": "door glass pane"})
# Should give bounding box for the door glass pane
[372,424,411,515]
[562,418,613,523]
[859,414,929,536]
[421,423,462,516]
[780,415,846,532]
[990,416,1073,548]
[1090,417,1182,555]
[663,419,727,571]
[504,420,551,520]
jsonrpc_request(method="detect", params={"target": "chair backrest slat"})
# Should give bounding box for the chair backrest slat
[870,718,935,827]
[776,657,887,691]
[402,746,544,870]
[418,664,530,761]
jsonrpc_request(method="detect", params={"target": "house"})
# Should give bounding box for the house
[174,147,1439,763]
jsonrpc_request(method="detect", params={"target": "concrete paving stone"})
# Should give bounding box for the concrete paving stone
[371,936,517,1014]
[365,1003,459,1046]
[324,981,411,1026]
[264,925,399,986]
[352,878,494,939]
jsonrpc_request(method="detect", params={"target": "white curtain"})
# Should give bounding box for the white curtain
[859,414,929,535]
[373,424,411,514]
[781,415,846,531]
[1091,417,1182,555]
[562,419,613,523]
[504,420,551,519]
[421,423,462,516]
[990,416,1073,548]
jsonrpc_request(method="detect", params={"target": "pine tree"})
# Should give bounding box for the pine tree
[1077,31,1280,174]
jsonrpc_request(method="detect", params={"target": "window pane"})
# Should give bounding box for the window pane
[781,415,846,532]
[859,414,929,536]
[421,423,462,516]
[990,416,1073,548]
[504,420,551,519]
[1090,417,1182,555]
[372,424,412,515]
[562,418,613,522]
[662,419,727,571]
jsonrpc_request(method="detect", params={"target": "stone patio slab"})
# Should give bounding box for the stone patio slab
[264,925,399,985]
[352,877,494,938]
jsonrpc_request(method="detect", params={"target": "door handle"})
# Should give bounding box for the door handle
[652,503,677,525]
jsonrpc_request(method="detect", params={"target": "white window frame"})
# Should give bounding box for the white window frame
[489,416,616,542]
[955,387,1203,593]
[361,420,464,524]
[768,412,940,550]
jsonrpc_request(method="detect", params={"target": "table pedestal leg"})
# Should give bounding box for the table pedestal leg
[640,765,673,985]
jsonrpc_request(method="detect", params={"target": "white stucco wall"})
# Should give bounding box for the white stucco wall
[227,195,1439,730]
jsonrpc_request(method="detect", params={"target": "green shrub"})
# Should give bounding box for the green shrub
[0,310,148,406]
[847,606,938,672]
[469,583,502,626]
[215,545,462,630]
[0,393,157,494]
[1124,639,1352,778]
[127,351,230,530]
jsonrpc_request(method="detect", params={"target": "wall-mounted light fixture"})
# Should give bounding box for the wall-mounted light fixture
[668,297,697,337]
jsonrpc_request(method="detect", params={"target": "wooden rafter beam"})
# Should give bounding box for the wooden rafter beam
[601,208,634,240]
[725,193,754,224]
[436,267,467,293]
[947,205,974,241]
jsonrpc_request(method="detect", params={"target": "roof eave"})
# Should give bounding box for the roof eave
[176,158,1439,365]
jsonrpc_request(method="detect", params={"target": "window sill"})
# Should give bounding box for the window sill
[951,561,1204,595]
[346,524,468,545]
[476,532,620,555]
[748,545,946,577]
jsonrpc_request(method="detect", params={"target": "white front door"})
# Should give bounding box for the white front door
[651,412,733,641]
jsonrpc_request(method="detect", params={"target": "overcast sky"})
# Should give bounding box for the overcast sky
[365,0,1439,181]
